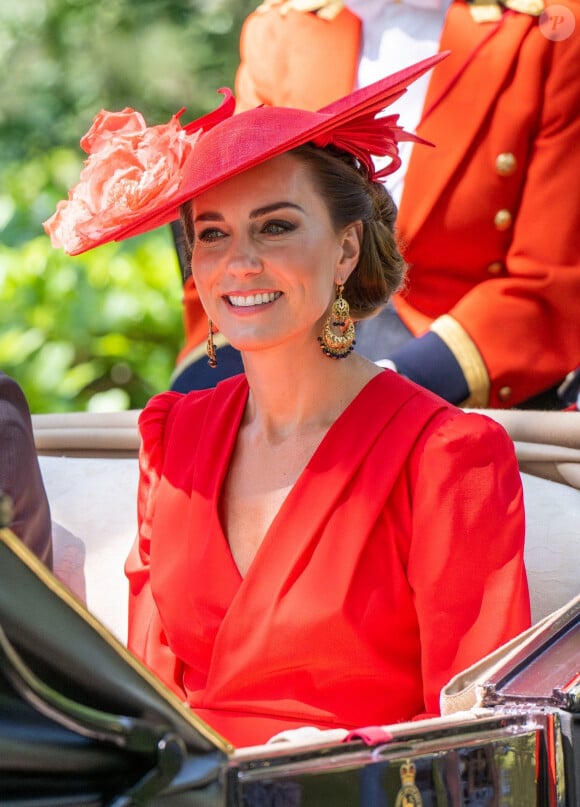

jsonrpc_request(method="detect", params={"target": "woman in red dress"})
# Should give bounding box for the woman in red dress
[44,54,530,747]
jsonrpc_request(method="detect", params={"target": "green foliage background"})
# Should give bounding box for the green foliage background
[0,0,255,412]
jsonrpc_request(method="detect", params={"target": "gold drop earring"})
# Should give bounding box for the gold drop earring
[318,284,356,359]
[207,318,218,368]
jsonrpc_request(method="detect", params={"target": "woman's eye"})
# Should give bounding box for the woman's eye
[197,227,225,243]
[262,220,295,235]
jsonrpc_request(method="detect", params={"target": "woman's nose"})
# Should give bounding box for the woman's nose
[226,236,263,275]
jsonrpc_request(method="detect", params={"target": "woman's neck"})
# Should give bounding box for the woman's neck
[241,344,381,442]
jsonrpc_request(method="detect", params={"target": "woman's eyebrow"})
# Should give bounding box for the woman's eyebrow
[194,211,223,223]
[194,201,304,224]
[250,202,304,218]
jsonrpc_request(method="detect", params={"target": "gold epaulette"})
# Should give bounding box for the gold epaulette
[255,0,345,21]
[467,0,544,23]
[499,0,545,15]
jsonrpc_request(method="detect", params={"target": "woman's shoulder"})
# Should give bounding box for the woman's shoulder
[372,371,514,447]
[138,374,247,449]
[138,388,209,429]
[369,375,520,493]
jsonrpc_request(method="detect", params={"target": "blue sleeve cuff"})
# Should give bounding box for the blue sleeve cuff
[389,331,469,404]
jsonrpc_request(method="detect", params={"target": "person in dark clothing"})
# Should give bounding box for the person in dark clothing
[0,372,53,569]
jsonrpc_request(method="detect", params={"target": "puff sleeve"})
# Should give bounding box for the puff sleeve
[125,390,186,696]
[407,411,530,717]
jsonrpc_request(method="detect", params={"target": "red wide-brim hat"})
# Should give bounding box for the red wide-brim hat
[44,52,447,256]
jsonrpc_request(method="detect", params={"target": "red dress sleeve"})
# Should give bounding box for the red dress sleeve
[125,391,186,697]
[407,411,530,718]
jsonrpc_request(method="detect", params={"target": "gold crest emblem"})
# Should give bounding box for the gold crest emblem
[395,759,423,807]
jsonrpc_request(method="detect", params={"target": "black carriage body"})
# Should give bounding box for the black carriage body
[1,524,578,807]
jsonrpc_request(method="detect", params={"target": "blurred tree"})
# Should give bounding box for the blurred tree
[0,0,256,412]
[0,0,255,167]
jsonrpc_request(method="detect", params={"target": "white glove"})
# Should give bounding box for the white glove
[375,359,398,372]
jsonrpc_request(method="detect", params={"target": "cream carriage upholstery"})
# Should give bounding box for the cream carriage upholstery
[32,408,580,645]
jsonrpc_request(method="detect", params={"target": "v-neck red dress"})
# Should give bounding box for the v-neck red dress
[125,372,530,747]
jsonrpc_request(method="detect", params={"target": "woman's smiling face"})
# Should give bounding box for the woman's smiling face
[189,152,360,356]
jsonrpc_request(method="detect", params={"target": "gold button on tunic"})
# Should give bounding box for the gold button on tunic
[487,261,504,275]
[494,209,513,231]
[496,153,517,176]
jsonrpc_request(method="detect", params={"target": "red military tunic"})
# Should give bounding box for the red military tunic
[126,372,530,746]
[228,1,580,408]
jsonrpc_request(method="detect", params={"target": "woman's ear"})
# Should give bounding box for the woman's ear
[337,220,363,283]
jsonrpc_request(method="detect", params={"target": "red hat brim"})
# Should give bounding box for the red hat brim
[104,52,447,246]
[45,52,448,254]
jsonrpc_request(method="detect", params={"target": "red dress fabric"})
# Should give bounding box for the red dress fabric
[125,372,530,747]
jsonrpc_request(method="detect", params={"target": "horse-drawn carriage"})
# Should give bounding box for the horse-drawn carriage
[1,407,578,805]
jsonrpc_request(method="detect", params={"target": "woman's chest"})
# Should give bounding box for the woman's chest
[219,432,325,577]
